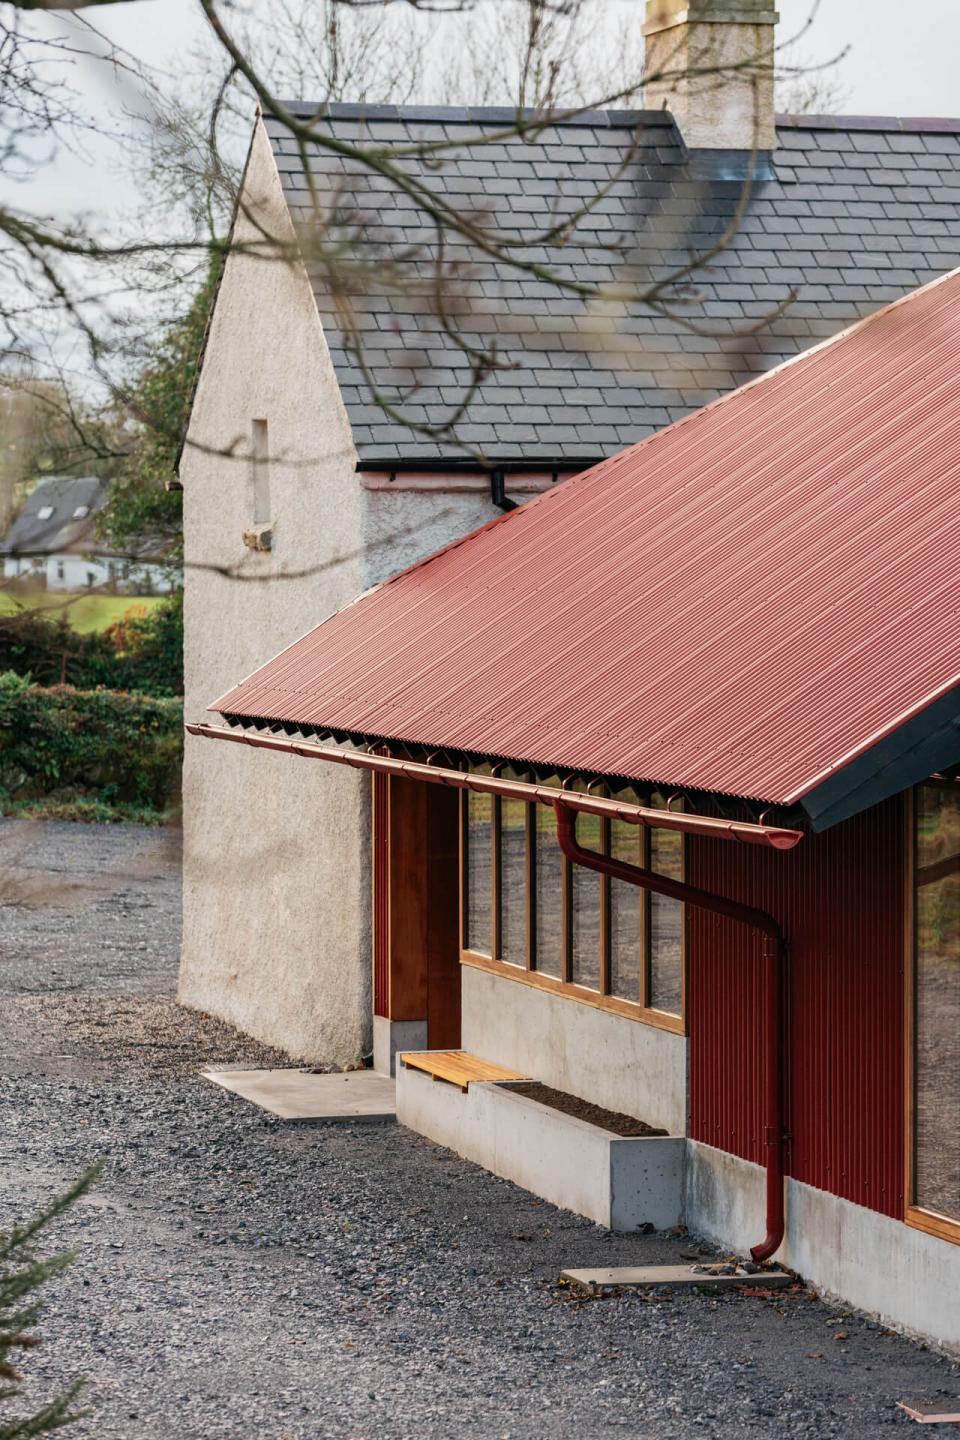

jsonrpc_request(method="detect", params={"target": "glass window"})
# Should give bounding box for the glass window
[534,803,563,978]
[460,787,684,1029]
[914,782,960,1223]
[465,791,492,957]
[649,822,683,1015]
[499,798,527,966]
[571,856,601,990]
[610,818,642,1001]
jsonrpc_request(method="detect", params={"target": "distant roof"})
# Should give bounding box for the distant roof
[264,103,960,464]
[213,267,960,830]
[1,477,105,557]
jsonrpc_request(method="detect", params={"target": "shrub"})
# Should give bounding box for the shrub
[0,672,182,818]
[0,591,182,697]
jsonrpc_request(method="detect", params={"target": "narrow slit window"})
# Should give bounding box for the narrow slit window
[251,418,271,525]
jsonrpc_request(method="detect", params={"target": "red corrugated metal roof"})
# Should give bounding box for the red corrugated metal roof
[212,267,960,806]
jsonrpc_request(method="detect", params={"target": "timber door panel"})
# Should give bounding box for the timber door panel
[372,775,461,1047]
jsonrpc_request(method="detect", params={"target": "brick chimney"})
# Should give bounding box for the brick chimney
[644,1,778,163]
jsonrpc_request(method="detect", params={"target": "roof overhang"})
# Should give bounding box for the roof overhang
[186,722,804,851]
[798,683,960,832]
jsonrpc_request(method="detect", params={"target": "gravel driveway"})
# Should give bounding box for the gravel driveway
[1,818,957,1439]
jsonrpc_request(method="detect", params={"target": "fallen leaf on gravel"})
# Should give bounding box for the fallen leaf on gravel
[805,1352,824,1360]
[740,1287,782,1299]
[833,1332,849,1342]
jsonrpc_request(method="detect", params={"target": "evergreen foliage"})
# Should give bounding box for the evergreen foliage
[0,592,183,697]
[0,673,182,819]
[0,1165,101,1440]
[99,262,220,567]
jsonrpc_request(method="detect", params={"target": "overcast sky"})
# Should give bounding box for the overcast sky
[16,1,960,230]
[92,0,959,116]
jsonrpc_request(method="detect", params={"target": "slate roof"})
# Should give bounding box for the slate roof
[263,103,960,464]
[1,477,105,557]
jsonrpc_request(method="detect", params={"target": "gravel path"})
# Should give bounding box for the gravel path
[1,818,957,1439]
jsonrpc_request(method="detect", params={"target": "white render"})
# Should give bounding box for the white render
[643,0,778,153]
[179,118,497,1064]
[397,1063,685,1232]
[461,963,687,1136]
[3,553,172,594]
[686,1141,960,1354]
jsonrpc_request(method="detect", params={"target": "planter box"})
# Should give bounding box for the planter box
[397,1060,684,1231]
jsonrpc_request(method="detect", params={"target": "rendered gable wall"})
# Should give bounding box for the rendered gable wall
[179,120,506,1062]
[179,119,369,1061]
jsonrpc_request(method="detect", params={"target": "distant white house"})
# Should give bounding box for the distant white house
[0,476,175,594]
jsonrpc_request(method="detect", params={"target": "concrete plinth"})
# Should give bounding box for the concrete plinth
[373,1016,428,1077]
[203,1067,396,1123]
[397,1061,684,1231]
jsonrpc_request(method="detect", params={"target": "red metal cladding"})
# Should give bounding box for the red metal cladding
[372,772,389,1017]
[211,269,960,806]
[687,796,905,1218]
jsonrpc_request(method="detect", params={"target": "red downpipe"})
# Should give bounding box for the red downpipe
[554,802,787,1264]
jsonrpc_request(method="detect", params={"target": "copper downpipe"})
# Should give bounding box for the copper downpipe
[554,802,787,1265]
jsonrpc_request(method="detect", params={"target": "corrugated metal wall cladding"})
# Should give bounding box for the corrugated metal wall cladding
[213,268,960,804]
[688,797,904,1217]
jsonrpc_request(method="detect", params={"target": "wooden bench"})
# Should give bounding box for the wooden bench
[399,1050,528,1092]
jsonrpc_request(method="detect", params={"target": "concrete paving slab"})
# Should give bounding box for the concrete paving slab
[203,1067,396,1123]
[561,1264,793,1292]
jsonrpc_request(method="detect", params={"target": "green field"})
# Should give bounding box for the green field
[0,590,165,634]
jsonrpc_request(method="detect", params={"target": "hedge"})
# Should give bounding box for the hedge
[0,671,182,819]
[0,590,183,697]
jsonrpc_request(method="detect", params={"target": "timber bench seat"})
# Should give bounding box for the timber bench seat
[399,1050,528,1092]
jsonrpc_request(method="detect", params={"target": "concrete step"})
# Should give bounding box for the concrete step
[203,1067,396,1123]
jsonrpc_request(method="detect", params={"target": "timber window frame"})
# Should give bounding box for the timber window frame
[904,782,960,1246]
[459,790,687,1034]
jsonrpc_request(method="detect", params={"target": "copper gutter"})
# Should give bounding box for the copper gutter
[554,803,788,1265]
[185,722,803,850]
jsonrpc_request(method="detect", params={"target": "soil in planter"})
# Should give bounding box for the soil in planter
[508,1082,668,1138]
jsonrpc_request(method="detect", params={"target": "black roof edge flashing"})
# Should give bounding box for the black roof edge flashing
[800,685,960,832]
[355,456,605,474]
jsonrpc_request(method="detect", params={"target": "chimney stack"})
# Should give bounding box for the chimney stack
[644,1,778,164]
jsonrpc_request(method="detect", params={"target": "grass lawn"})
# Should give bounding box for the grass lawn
[0,590,164,634]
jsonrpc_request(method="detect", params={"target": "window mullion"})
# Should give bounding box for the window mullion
[525,801,535,971]
[561,854,572,984]
[492,796,502,961]
[600,816,611,995]
[641,823,651,1009]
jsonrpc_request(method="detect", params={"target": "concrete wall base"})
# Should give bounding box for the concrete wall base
[397,1062,684,1231]
[373,1017,427,1077]
[461,965,687,1135]
[686,1141,960,1354]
